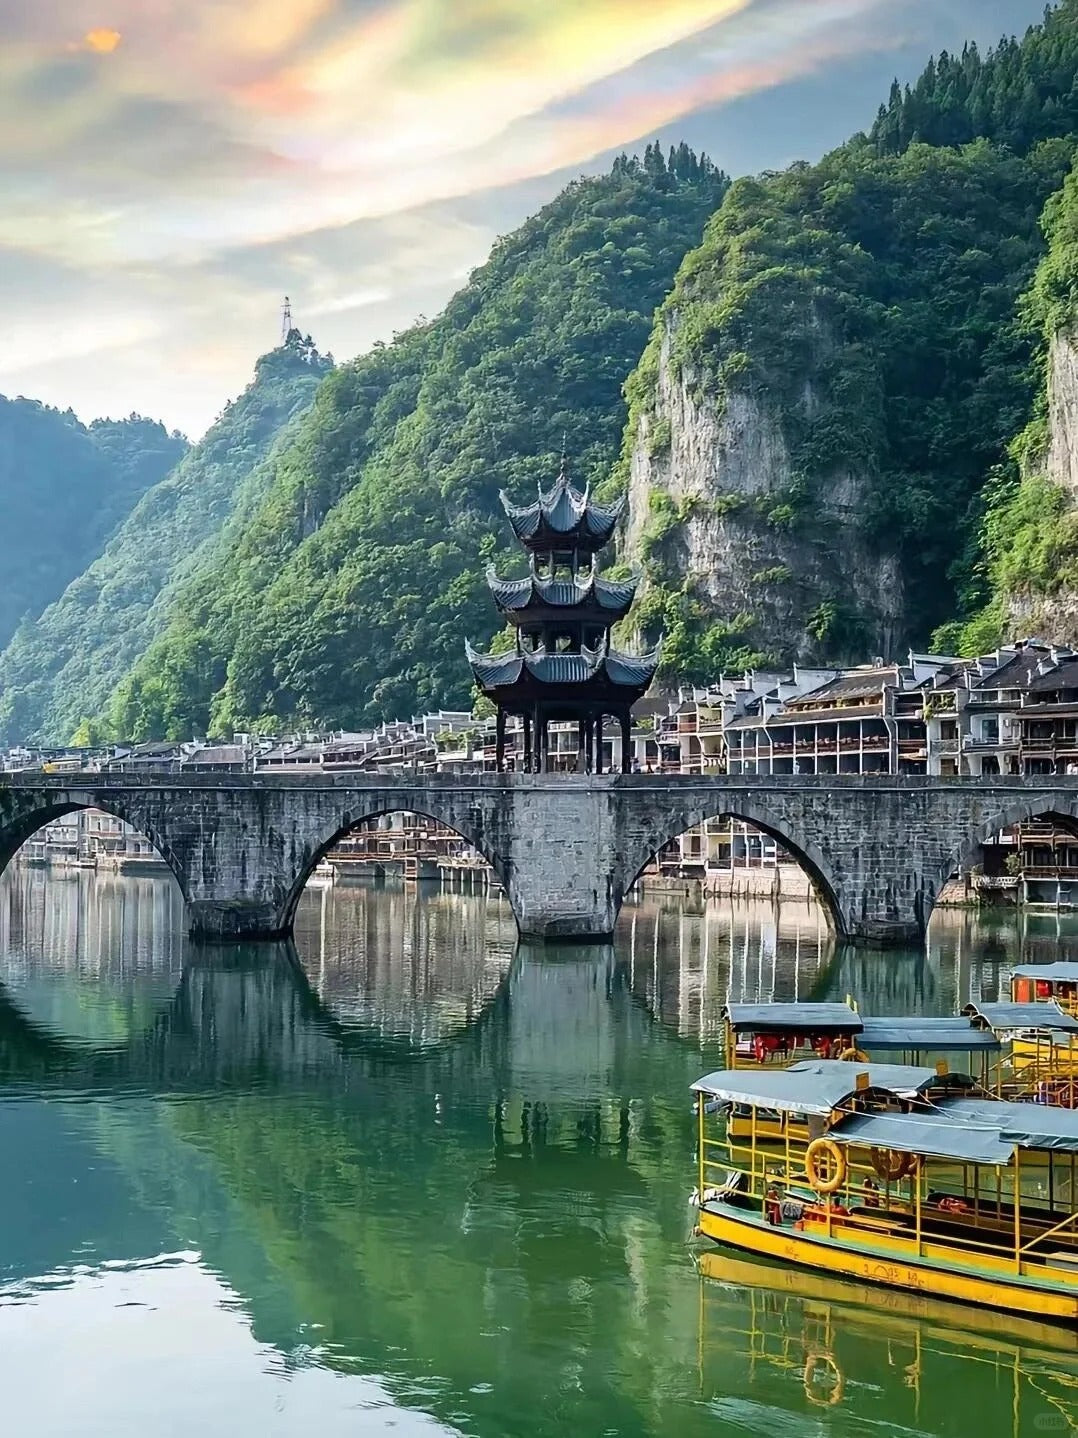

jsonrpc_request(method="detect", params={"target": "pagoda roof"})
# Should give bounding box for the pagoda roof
[465,638,659,699]
[487,567,637,620]
[500,470,624,552]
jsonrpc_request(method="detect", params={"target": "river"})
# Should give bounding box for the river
[0,865,1076,1436]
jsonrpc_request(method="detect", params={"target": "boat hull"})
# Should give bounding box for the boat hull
[698,1202,1078,1322]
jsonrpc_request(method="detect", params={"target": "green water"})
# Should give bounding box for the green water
[1,867,1077,1436]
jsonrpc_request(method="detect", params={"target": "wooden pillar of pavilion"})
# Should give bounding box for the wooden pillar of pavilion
[495,709,506,772]
[594,713,604,774]
[620,711,632,773]
[577,719,587,774]
[523,714,532,773]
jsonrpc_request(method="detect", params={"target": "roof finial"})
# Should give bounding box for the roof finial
[559,433,569,480]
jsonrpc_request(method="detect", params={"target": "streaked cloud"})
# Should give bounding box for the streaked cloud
[0,0,1045,432]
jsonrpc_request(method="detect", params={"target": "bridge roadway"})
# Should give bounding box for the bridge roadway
[2,770,1076,946]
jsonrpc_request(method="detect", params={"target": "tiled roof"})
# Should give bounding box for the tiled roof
[1029,658,1078,692]
[500,472,624,548]
[465,640,659,692]
[785,668,897,707]
[182,745,247,766]
[486,569,637,615]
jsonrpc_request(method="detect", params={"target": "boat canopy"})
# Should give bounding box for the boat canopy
[721,1002,862,1035]
[828,1099,1078,1164]
[830,1111,1013,1166]
[691,1060,973,1116]
[942,1099,1078,1154]
[858,1016,1001,1053]
[965,1002,1078,1034]
[1011,963,1078,983]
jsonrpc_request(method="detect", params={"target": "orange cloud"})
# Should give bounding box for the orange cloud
[83,27,122,54]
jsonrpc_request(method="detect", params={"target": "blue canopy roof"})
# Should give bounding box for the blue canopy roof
[859,1015,1000,1053]
[942,1099,1078,1154]
[966,1002,1078,1034]
[830,1111,1012,1167]
[1011,963,1078,983]
[722,1003,862,1035]
[691,1060,971,1116]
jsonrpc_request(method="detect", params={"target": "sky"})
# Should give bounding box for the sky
[0,0,1049,436]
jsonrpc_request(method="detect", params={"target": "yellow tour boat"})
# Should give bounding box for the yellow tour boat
[692,1058,1078,1321]
[1011,961,1078,1012]
[722,1002,863,1070]
[965,998,1078,1099]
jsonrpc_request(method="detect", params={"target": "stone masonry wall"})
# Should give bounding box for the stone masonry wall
[3,772,1078,945]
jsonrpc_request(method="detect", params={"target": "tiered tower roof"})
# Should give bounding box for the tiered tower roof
[466,639,660,701]
[487,568,638,626]
[467,454,659,726]
[500,469,625,553]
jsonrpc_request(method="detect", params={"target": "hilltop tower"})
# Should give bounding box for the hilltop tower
[467,457,659,773]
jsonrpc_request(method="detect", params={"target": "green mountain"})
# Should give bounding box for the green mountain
[617,0,1078,677]
[942,149,1078,652]
[0,402,185,659]
[101,149,727,740]
[0,334,330,744]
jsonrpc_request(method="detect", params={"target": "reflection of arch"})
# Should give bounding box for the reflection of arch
[278,805,509,934]
[931,795,1078,932]
[0,799,187,900]
[615,802,844,937]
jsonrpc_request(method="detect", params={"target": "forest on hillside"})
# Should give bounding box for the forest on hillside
[0,403,185,659]
[0,335,330,745]
[8,6,1078,739]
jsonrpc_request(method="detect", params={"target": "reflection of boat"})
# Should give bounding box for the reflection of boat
[693,1060,1078,1320]
[698,1249,1078,1355]
[697,1249,1078,1435]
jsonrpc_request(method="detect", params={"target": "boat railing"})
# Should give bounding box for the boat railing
[1005,1056,1078,1105]
[1019,1209,1078,1259]
[707,1128,1078,1270]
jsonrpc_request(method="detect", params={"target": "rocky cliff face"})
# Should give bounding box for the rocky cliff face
[623,322,905,667]
[1046,328,1078,495]
[1006,326,1078,642]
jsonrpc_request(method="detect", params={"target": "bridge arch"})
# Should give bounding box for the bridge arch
[0,796,188,901]
[277,802,512,935]
[929,792,1078,930]
[612,798,845,939]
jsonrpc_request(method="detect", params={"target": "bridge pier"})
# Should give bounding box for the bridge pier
[843,919,924,949]
[187,899,285,943]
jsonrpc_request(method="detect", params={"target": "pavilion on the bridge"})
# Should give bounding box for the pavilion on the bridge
[466,455,659,773]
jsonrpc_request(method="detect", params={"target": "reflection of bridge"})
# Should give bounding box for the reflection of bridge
[0,940,659,1112]
[0,933,703,1436]
[7,772,1078,944]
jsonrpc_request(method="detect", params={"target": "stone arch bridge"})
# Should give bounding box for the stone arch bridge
[2,771,1075,947]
